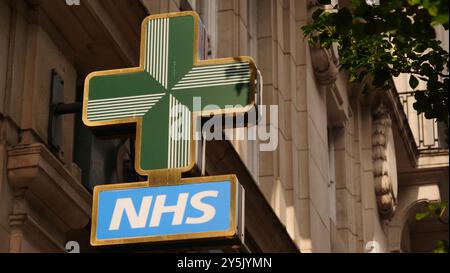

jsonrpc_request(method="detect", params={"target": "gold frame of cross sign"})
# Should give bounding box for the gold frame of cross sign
[82,11,258,184]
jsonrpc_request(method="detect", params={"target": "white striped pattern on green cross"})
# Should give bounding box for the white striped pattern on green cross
[86,16,253,172]
[168,94,192,169]
[87,93,165,121]
[145,18,170,89]
[172,62,251,90]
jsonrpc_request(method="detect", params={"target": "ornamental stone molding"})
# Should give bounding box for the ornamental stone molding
[372,102,398,219]
[307,0,339,86]
[7,143,91,252]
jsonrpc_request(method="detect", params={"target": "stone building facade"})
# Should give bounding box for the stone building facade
[0,0,448,253]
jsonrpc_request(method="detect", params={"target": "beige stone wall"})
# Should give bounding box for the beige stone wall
[202,0,335,252]
[141,0,182,14]
[0,0,90,253]
[21,25,77,164]
[193,0,397,253]
[1,0,445,253]
[0,0,76,163]
[1,1,26,127]
[0,0,10,116]
[0,143,14,252]
[0,0,27,252]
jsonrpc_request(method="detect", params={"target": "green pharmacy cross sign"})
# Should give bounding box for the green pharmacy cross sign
[83,11,257,177]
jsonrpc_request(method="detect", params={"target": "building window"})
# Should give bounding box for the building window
[328,128,337,224]
[438,122,449,149]
[48,70,65,160]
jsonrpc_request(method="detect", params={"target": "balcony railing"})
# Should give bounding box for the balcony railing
[398,91,448,151]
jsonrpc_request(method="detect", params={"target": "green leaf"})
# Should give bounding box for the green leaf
[433,14,449,25]
[352,23,366,39]
[336,8,353,32]
[326,12,338,26]
[428,5,439,16]
[433,240,449,253]
[409,75,420,89]
[385,14,399,30]
[302,0,449,124]
[312,8,325,20]
[373,67,391,87]
[365,20,381,35]
[408,0,422,5]
[416,212,431,220]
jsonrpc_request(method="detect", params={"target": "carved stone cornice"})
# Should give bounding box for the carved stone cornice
[372,102,398,219]
[7,143,91,252]
[307,1,339,86]
[310,45,339,86]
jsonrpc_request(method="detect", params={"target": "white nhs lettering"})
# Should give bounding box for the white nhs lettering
[108,191,219,230]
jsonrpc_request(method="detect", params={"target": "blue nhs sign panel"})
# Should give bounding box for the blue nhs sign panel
[91,176,243,246]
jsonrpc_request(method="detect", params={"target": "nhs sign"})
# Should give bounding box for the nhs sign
[91,175,244,246]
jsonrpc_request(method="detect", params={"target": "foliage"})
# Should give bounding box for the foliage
[416,202,448,223]
[302,0,449,253]
[434,240,449,253]
[302,0,449,125]
[415,202,449,253]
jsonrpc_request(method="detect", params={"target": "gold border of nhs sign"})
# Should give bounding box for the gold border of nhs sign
[83,11,259,247]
